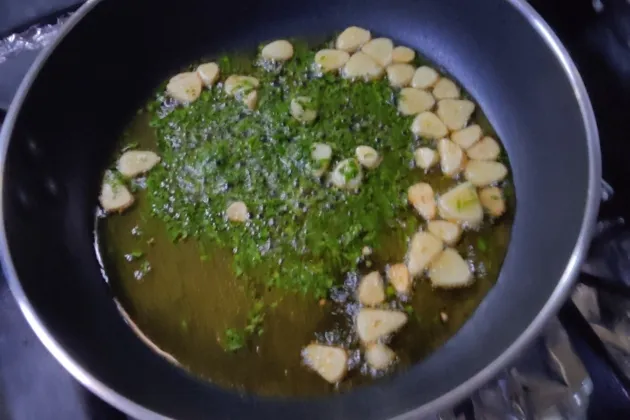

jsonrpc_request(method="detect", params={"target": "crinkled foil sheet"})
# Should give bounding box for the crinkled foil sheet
[7,12,627,420]
[0,14,71,64]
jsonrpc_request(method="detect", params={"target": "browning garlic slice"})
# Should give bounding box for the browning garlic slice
[436,99,476,131]
[408,183,436,221]
[357,271,386,306]
[432,78,460,99]
[226,201,249,222]
[411,112,448,139]
[437,138,465,177]
[398,88,435,116]
[464,160,508,186]
[302,344,348,383]
[336,26,371,52]
[411,66,439,89]
[243,90,258,110]
[343,52,384,80]
[261,40,294,61]
[100,179,134,214]
[451,124,482,149]
[387,263,411,295]
[392,46,415,64]
[331,158,363,190]
[361,38,394,67]
[355,146,381,169]
[290,96,318,123]
[224,75,260,96]
[166,72,203,103]
[466,136,501,161]
[414,147,439,170]
[117,150,161,178]
[406,231,443,277]
[437,182,483,227]
[429,248,473,288]
[427,220,462,246]
[365,343,396,370]
[314,49,350,72]
[479,186,506,217]
[386,64,415,88]
[311,143,333,177]
[356,309,408,343]
[196,62,220,87]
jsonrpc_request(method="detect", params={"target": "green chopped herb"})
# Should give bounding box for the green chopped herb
[224,328,246,351]
[477,237,488,252]
[130,250,144,259]
[342,160,360,182]
[122,142,139,152]
[386,285,397,298]
[143,41,426,299]
[222,300,266,352]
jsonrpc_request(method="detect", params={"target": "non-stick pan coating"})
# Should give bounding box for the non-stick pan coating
[0,0,600,418]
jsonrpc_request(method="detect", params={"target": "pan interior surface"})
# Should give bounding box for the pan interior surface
[0,0,598,418]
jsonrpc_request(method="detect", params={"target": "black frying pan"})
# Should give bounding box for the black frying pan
[0,0,601,418]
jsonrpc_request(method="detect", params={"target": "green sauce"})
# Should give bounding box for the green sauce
[100,38,514,396]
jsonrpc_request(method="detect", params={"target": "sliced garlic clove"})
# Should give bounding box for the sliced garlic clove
[429,248,473,288]
[302,344,348,383]
[314,49,350,72]
[466,136,501,161]
[166,72,203,103]
[479,186,507,217]
[196,62,220,87]
[290,96,317,123]
[437,138,465,177]
[361,38,394,67]
[311,143,333,177]
[411,111,448,139]
[355,145,381,169]
[451,124,482,150]
[464,160,508,187]
[436,99,476,131]
[331,158,363,190]
[432,78,460,99]
[357,271,386,306]
[226,201,249,222]
[427,220,462,246]
[261,40,294,61]
[365,343,396,370]
[224,75,260,96]
[392,46,415,64]
[117,151,160,178]
[398,88,435,116]
[343,52,384,81]
[406,231,443,277]
[356,309,408,343]
[408,183,436,221]
[336,26,372,52]
[387,263,411,294]
[243,90,258,110]
[100,179,134,213]
[411,66,439,89]
[414,147,439,170]
[437,182,484,227]
[386,64,415,88]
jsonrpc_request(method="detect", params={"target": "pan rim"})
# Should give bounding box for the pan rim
[0,0,601,418]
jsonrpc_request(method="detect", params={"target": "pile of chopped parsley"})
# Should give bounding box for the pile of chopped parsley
[145,42,420,300]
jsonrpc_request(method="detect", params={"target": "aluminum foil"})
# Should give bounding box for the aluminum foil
[465,318,592,420]
[577,217,630,383]
[1,10,615,420]
[0,14,71,64]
